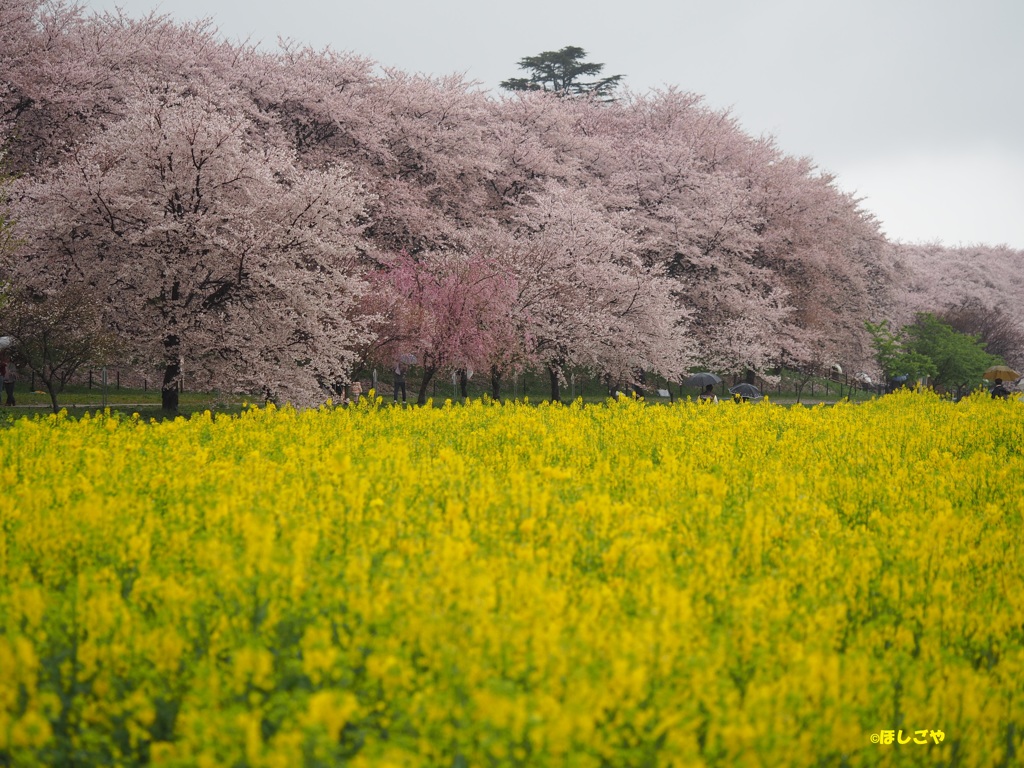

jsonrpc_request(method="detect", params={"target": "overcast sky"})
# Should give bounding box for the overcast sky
[80,0,1024,249]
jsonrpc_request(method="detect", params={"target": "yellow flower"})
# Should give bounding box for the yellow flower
[0,392,1020,765]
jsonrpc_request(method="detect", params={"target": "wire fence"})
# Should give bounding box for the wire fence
[24,367,164,393]
[355,367,882,403]
[21,365,881,404]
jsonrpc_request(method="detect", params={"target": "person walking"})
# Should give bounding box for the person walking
[698,383,718,403]
[346,380,363,406]
[393,360,407,404]
[990,378,1010,399]
[3,360,16,406]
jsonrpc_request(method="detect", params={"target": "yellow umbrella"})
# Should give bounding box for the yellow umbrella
[983,365,1020,382]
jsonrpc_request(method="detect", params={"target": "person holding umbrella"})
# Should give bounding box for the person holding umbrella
[686,372,721,403]
[698,383,718,403]
[728,383,763,402]
[984,365,1018,399]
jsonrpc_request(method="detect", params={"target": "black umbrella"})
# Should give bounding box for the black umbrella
[729,383,762,401]
[685,372,722,388]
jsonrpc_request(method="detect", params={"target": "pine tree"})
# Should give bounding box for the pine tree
[500,46,623,100]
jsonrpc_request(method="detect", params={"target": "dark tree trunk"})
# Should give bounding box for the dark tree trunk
[458,369,469,399]
[46,382,60,414]
[416,365,437,406]
[603,372,615,396]
[490,364,502,401]
[162,361,180,412]
[548,364,561,403]
[162,333,180,412]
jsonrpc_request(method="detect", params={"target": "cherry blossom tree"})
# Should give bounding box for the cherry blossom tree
[8,3,999,408]
[1,3,243,174]
[744,150,891,378]
[8,84,369,409]
[0,284,120,412]
[369,249,515,404]
[0,0,72,171]
[580,87,894,383]
[890,242,1024,371]
[495,183,691,400]
[892,243,1023,317]
[586,90,789,380]
[0,146,15,261]
[250,48,499,256]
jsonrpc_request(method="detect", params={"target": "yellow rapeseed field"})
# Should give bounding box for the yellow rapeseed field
[1,390,1023,767]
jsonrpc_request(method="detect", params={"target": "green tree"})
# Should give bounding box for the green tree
[499,46,623,100]
[903,312,1001,394]
[867,314,1002,395]
[864,319,936,384]
[940,299,1024,370]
